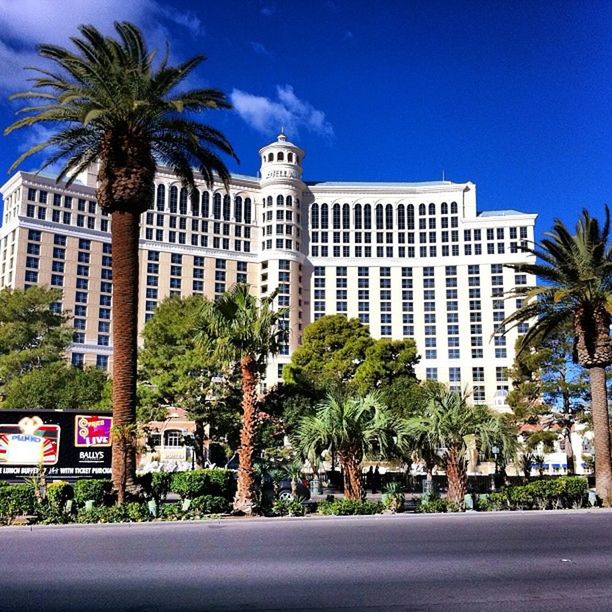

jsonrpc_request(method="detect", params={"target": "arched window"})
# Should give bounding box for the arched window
[407,204,415,229]
[342,204,350,229]
[164,430,182,447]
[277,195,284,206]
[354,204,362,229]
[191,189,199,216]
[156,184,165,211]
[169,186,178,214]
[234,196,242,223]
[179,188,188,215]
[332,204,341,229]
[288,152,293,162]
[385,204,393,229]
[321,203,329,229]
[397,204,405,230]
[441,202,448,215]
[244,198,252,223]
[213,193,221,219]
[286,195,292,206]
[428,203,436,216]
[223,195,231,221]
[419,203,426,216]
[277,152,284,161]
[451,201,458,214]
[364,204,372,229]
[311,203,320,228]
[375,204,384,229]
[202,192,209,217]
[267,196,273,207]
[268,153,273,161]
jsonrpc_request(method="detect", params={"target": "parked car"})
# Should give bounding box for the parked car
[225,455,311,501]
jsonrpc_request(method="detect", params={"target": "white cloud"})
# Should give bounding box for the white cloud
[230,85,334,140]
[0,0,202,93]
[260,5,276,17]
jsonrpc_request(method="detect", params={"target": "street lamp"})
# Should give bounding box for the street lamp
[491,445,500,492]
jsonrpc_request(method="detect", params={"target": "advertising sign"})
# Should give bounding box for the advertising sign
[0,410,112,480]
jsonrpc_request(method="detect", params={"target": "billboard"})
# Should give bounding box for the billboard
[0,410,112,480]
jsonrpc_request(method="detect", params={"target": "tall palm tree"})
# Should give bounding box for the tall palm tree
[297,392,399,500]
[4,22,236,503]
[404,388,517,505]
[503,208,612,505]
[196,283,287,515]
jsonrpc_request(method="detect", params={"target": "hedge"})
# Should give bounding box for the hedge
[484,477,589,511]
[170,469,235,501]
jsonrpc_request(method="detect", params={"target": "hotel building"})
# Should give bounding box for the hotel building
[0,133,536,407]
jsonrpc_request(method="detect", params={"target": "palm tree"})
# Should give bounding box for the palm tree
[503,207,612,505]
[196,283,287,515]
[4,22,236,503]
[404,388,517,505]
[297,392,399,500]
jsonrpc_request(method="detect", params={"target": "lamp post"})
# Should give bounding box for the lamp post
[491,445,500,492]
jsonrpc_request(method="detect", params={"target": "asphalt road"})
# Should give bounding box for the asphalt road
[1,510,611,611]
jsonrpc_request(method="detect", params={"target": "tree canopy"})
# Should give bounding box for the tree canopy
[2,361,110,410]
[285,315,420,402]
[0,286,71,386]
[139,295,242,457]
[0,286,109,410]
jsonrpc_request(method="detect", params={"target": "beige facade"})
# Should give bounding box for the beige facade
[0,133,536,406]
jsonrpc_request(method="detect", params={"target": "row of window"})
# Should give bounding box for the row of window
[154,186,254,223]
[310,202,459,231]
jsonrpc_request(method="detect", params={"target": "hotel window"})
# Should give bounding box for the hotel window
[473,386,486,402]
[96,355,109,370]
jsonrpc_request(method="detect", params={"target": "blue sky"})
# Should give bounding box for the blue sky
[0,0,610,239]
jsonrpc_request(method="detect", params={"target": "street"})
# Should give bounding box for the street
[1,510,611,611]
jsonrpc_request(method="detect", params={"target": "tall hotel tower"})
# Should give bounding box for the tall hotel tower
[0,133,536,407]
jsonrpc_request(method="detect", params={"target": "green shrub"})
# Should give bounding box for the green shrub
[381,482,405,513]
[524,480,549,510]
[559,476,589,508]
[475,495,492,512]
[170,469,235,500]
[46,481,74,511]
[507,485,535,510]
[160,502,185,521]
[138,471,173,503]
[76,502,151,524]
[0,484,37,523]
[416,497,449,513]
[479,477,589,512]
[73,479,111,506]
[488,491,510,511]
[317,499,383,516]
[151,471,172,503]
[446,501,463,513]
[272,498,306,517]
[189,495,230,516]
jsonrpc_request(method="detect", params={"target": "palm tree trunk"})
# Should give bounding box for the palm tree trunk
[111,210,140,504]
[589,366,612,505]
[339,450,363,500]
[563,425,575,476]
[233,354,258,515]
[446,447,467,505]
